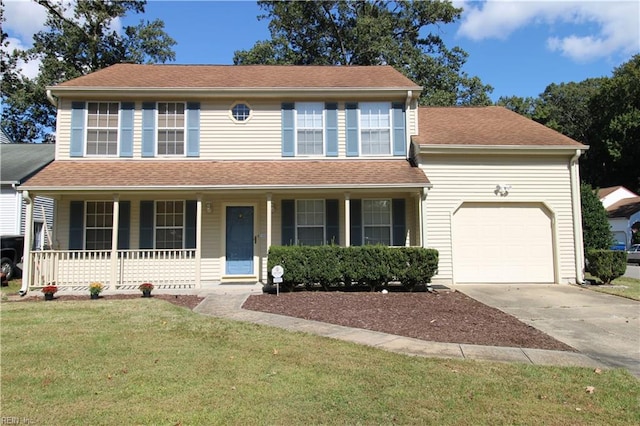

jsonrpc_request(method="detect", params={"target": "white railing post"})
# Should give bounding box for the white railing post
[19,191,34,295]
[344,193,351,247]
[195,195,202,289]
[110,195,120,291]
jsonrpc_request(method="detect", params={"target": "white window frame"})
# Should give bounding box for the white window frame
[155,200,185,249]
[295,102,324,156]
[85,201,113,250]
[362,199,392,245]
[156,102,186,156]
[85,101,120,157]
[359,102,391,156]
[230,102,252,123]
[296,199,326,246]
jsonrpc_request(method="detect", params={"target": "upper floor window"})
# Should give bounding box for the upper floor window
[360,102,391,155]
[296,102,324,155]
[85,201,113,250]
[155,200,184,249]
[296,199,325,245]
[157,102,185,155]
[363,199,392,245]
[86,102,119,156]
[231,103,251,122]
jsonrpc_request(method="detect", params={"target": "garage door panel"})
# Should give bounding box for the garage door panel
[453,205,554,283]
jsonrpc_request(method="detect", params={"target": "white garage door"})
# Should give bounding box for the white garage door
[453,204,554,283]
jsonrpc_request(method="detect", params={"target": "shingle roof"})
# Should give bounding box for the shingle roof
[414,106,586,147]
[598,186,625,199]
[606,196,640,218]
[54,64,422,90]
[21,160,430,190]
[0,144,55,184]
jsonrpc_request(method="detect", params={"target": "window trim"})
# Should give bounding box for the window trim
[230,101,252,123]
[295,102,325,157]
[154,200,186,249]
[84,200,114,250]
[295,199,326,246]
[359,102,392,157]
[85,101,120,157]
[156,102,187,157]
[362,198,393,246]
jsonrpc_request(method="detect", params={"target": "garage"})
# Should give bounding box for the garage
[452,203,555,283]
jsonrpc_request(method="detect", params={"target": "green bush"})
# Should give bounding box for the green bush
[266,245,439,292]
[586,250,627,284]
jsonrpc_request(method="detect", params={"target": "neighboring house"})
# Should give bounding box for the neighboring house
[17,64,587,293]
[598,186,640,248]
[0,141,55,250]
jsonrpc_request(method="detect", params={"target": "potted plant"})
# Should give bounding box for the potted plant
[139,282,154,297]
[42,285,58,301]
[89,282,104,299]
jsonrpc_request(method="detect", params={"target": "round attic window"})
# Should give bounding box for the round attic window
[231,103,251,122]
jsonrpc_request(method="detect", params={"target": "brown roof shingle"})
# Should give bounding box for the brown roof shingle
[54,64,421,90]
[414,106,586,147]
[21,160,429,190]
[606,196,640,218]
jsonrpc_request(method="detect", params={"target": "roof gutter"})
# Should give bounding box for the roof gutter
[418,144,589,155]
[46,89,57,107]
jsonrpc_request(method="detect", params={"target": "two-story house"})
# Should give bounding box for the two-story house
[18,64,587,294]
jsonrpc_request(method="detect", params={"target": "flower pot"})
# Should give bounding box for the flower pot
[90,293,100,299]
[44,293,54,301]
[142,290,152,298]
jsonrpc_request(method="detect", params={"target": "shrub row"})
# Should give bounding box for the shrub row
[586,249,627,284]
[266,245,439,292]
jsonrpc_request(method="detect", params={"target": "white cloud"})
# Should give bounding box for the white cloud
[456,0,640,62]
[3,0,49,41]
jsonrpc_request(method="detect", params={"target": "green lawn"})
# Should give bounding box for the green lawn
[1,299,638,425]
[585,274,640,301]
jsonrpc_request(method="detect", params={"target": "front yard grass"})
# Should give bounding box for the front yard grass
[585,274,640,301]
[1,299,639,425]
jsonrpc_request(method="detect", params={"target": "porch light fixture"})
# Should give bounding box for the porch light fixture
[494,184,511,197]
[205,201,212,214]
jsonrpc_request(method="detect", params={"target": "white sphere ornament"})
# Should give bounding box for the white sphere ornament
[381,289,389,294]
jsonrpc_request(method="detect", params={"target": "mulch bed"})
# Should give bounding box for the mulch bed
[6,293,205,310]
[242,291,576,351]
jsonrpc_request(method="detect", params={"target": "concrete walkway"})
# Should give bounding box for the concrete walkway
[193,284,606,372]
[457,284,640,378]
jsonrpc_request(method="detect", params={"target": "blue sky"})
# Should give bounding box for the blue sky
[4,0,640,101]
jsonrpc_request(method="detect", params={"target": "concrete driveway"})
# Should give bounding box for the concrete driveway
[457,284,640,377]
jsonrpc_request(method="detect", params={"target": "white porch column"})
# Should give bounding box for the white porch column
[195,194,202,289]
[420,189,428,249]
[344,193,350,247]
[19,191,34,295]
[415,192,423,247]
[110,194,120,291]
[266,193,272,251]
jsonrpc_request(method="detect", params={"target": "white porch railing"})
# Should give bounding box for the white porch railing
[30,249,197,290]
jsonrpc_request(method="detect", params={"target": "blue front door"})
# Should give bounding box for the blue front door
[226,206,254,275]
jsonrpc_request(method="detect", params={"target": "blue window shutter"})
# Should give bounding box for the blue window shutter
[119,102,134,157]
[118,201,131,250]
[392,199,406,246]
[345,102,359,157]
[185,200,197,249]
[139,201,154,249]
[325,199,339,245]
[281,199,295,245]
[70,102,85,157]
[325,103,338,157]
[350,199,362,246]
[281,103,295,157]
[392,102,406,156]
[142,102,155,157]
[69,201,84,250]
[186,102,200,157]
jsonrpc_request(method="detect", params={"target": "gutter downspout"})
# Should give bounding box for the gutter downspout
[12,183,23,235]
[46,89,57,107]
[570,149,585,284]
[19,191,33,296]
[405,90,412,158]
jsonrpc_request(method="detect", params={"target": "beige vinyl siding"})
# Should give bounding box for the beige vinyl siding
[56,99,72,159]
[420,154,577,284]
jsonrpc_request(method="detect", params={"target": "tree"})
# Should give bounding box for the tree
[1,0,176,143]
[234,0,493,106]
[495,96,538,118]
[584,55,640,194]
[581,183,613,252]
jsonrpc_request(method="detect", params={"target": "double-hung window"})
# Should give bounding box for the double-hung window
[85,201,113,250]
[360,102,391,155]
[363,199,392,245]
[296,102,323,155]
[155,201,184,249]
[296,200,325,245]
[86,102,119,156]
[157,102,185,155]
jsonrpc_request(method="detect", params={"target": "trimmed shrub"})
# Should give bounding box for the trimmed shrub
[586,249,627,284]
[266,245,439,292]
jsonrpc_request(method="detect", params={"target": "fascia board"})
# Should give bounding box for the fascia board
[418,144,589,155]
